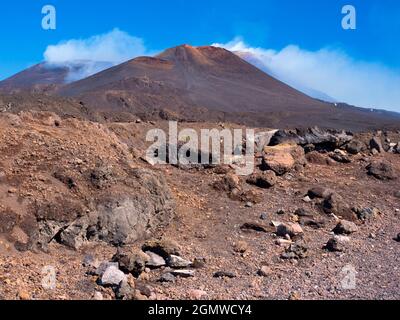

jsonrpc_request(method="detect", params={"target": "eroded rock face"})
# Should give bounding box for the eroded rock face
[0,113,176,252]
[92,169,175,246]
[31,169,175,250]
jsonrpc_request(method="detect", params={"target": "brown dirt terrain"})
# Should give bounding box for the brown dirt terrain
[0,111,399,300]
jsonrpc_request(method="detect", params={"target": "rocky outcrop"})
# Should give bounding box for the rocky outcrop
[269,127,353,150]
[33,169,175,249]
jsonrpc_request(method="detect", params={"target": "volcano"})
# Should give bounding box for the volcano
[1,45,399,130]
[55,45,399,129]
[0,63,69,92]
[58,45,326,114]
[0,61,113,92]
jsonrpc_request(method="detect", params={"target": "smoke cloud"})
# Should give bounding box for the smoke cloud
[43,28,150,81]
[213,37,400,112]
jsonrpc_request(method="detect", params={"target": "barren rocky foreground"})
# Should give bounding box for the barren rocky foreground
[0,110,399,300]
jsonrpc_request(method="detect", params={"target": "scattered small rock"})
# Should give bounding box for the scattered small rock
[188,289,207,300]
[142,238,181,259]
[325,235,350,252]
[370,137,384,153]
[245,202,253,208]
[100,265,127,287]
[115,280,135,300]
[191,257,207,269]
[353,207,379,221]
[367,161,397,180]
[213,271,236,278]
[18,289,30,300]
[308,187,334,199]
[276,222,303,238]
[170,270,195,278]
[167,255,192,268]
[346,139,365,154]
[299,217,325,229]
[145,251,166,268]
[259,213,268,220]
[158,273,176,283]
[95,261,119,277]
[276,209,286,215]
[369,233,376,239]
[294,208,314,217]
[112,248,149,276]
[323,193,357,221]
[246,171,277,189]
[233,241,249,254]
[281,242,308,260]
[82,254,99,268]
[333,220,358,235]
[257,266,272,277]
[330,150,351,163]
[240,222,270,233]
[275,239,293,247]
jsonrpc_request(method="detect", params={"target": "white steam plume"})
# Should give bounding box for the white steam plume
[213,37,400,112]
[43,28,150,82]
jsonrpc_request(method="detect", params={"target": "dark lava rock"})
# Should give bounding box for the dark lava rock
[352,207,379,221]
[333,220,358,235]
[322,194,357,221]
[115,280,135,300]
[370,137,384,153]
[299,217,325,229]
[270,127,352,150]
[295,208,314,217]
[308,187,334,199]
[367,161,397,180]
[240,222,270,233]
[325,236,350,252]
[330,151,351,164]
[213,271,236,278]
[158,273,176,283]
[259,213,269,220]
[346,139,366,155]
[142,238,181,259]
[281,242,308,260]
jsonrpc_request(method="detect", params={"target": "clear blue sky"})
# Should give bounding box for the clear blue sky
[0,0,399,79]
